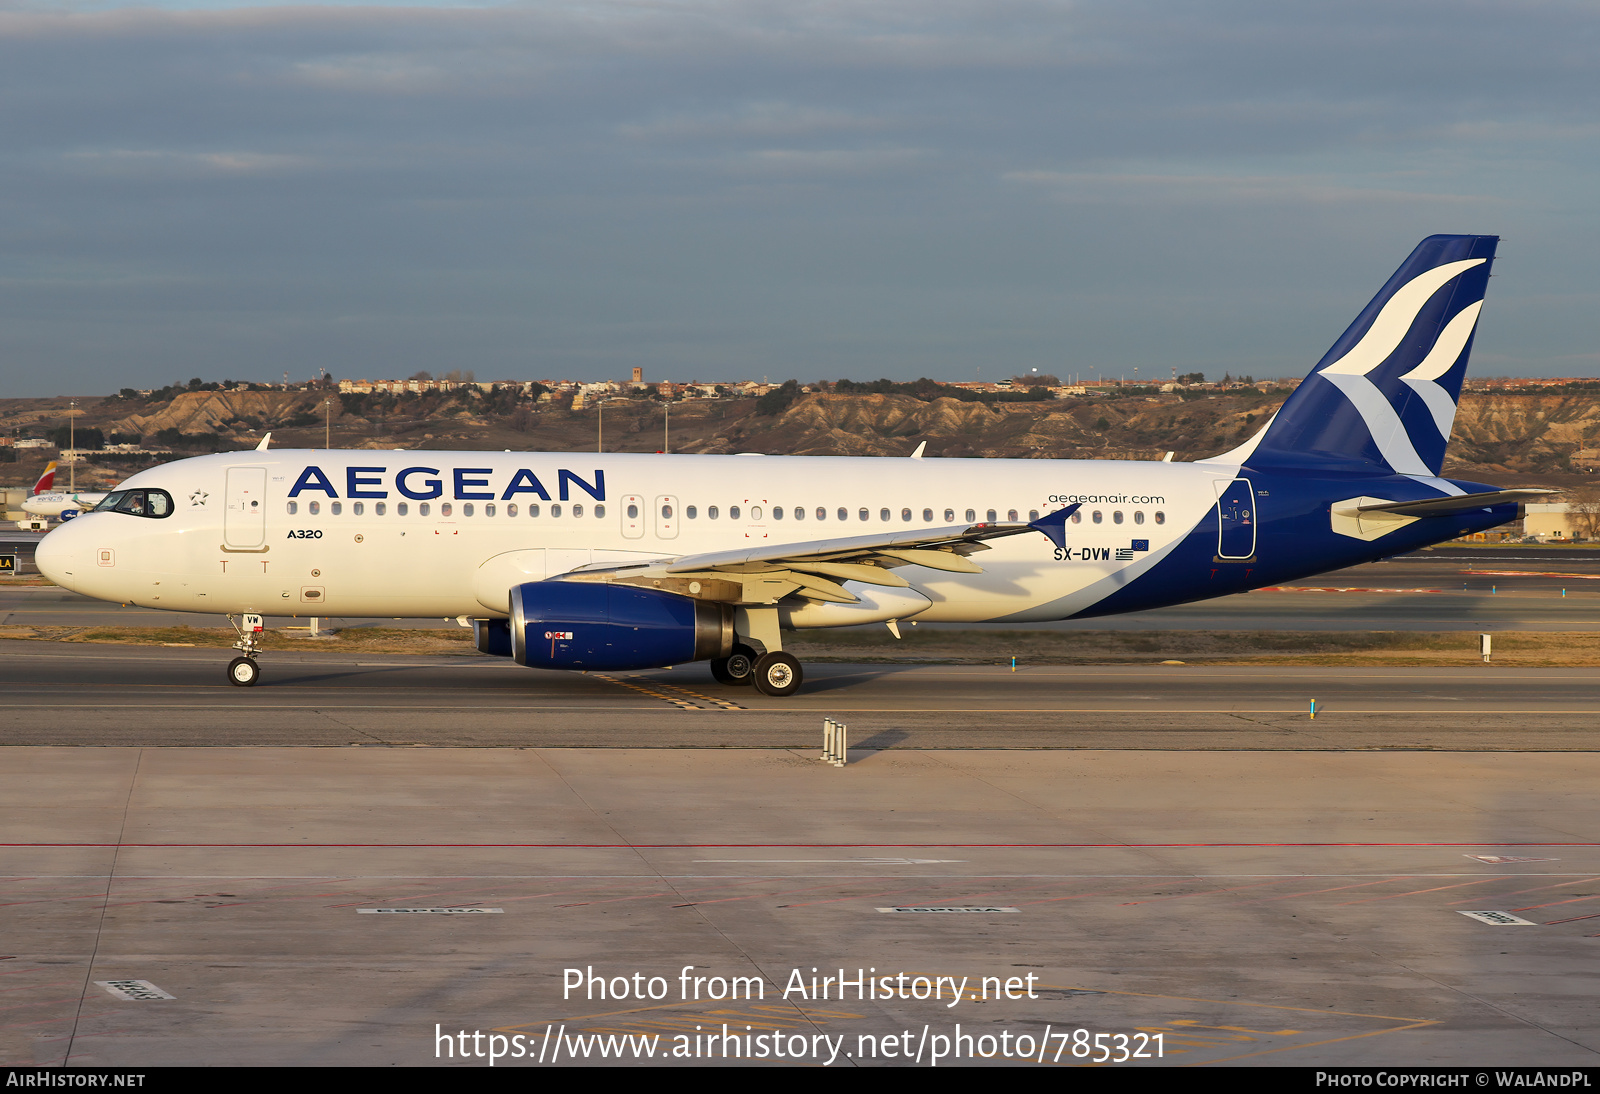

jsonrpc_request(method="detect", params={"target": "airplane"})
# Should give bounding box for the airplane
[35,235,1552,694]
[22,462,109,523]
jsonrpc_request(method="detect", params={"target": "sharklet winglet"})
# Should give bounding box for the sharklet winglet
[1028,503,1081,550]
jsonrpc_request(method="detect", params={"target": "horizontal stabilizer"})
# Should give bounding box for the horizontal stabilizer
[1353,488,1558,517]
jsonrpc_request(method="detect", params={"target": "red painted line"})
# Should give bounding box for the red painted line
[3,842,1595,849]
[1444,876,1600,905]
[1252,587,1443,593]
[1334,878,1501,906]
[1115,877,1298,906]
[1248,877,1410,903]
[1511,893,1600,913]
[1543,912,1600,926]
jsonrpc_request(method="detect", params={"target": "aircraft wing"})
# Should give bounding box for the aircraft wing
[561,505,1080,605]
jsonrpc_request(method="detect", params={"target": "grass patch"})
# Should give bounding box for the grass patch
[4,623,1599,665]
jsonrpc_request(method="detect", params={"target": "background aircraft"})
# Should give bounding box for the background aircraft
[22,462,109,523]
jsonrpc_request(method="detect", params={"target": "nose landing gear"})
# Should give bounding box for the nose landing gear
[225,613,264,687]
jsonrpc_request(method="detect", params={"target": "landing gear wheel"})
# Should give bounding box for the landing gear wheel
[750,652,803,697]
[227,656,260,687]
[710,645,757,686]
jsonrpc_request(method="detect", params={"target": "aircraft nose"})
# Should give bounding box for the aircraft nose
[34,520,88,590]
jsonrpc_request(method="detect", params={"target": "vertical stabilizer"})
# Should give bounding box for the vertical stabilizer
[1206,235,1497,474]
[31,461,57,495]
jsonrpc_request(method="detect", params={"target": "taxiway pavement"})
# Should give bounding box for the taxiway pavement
[3,640,1598,749]
[3,746,1598,1067]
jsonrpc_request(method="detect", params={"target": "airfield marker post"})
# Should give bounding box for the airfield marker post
[822,719,847,767]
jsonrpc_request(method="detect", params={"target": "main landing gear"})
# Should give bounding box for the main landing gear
[750,652,802,697]
[711,643,803,697]
[225,613,263,687]
[710,645,757,686]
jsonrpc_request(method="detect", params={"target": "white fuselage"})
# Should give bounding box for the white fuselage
[36,450,1234,625]
[22,491,106,518]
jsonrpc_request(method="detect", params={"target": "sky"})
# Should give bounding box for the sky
[2,0,1597,395]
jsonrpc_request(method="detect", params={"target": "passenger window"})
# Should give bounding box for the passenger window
[463,503,474,517]
[880,508,890,522]
[628,504,639,519]
[1154,511,1165,525]
[594,504,605,518]
[837,508,847,521]
[420,502,430,517]
[1113,511,1123,524]
[730,506,740,519]
[485,503,496,517]
[944,509,954,522]
[1007,509,1018,522]
[816,507,826,520]
[1070,511,1081,523]
[286,501,297,515]
[709,506,719,519]
[398,502,409,516]
[1134,511,1144,525]
[529,504,540,517]
[331,502,342,516]
[353,502,364,516]
[440,502,452,517]
[686,506,696,519]
[922,508,933,522]
[751,506,762,520]
[901,508,912,522]
[773,507,784,520]
[551,504,562,517]
[573,504,584,517]
[506,503,516,517]
[1092,510,1102,524]
[986,509,996,522]
[859,508,869,521]
[794,507,804,520]
[309,501,321,516]
[965,509,975,522]
[659,504,669,519]
[376,502,386,516]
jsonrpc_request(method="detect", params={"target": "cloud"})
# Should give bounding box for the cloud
[60,148,313,176]
[0,0,1596,390]
[1003,169,1498,207]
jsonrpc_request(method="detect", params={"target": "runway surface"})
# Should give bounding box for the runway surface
[3,639,1598,749]
[3,747,1598,1067]
[7,542,1599,1067]
[6,548,1600,632]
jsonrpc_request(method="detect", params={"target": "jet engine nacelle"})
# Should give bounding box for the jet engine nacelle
[508,580,733,671]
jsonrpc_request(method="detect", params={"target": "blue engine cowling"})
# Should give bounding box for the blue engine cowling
[509,581,734,671]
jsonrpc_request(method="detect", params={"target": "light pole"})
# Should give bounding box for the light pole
[597,399,603,453]
[664,396,670,454]
[324,399,333,450]
[68,400,75,492]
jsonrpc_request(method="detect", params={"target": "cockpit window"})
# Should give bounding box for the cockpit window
[93,488,173,518]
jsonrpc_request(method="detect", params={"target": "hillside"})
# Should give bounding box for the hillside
[3,386,1596,492]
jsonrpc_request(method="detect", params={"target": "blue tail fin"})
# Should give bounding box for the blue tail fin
[1208,235,1498,475]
